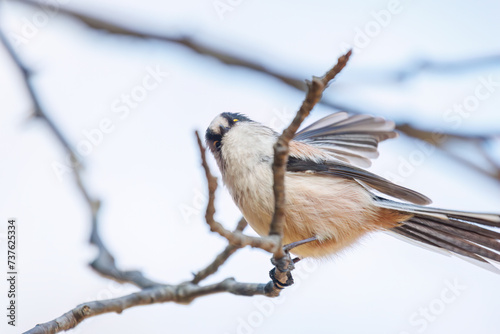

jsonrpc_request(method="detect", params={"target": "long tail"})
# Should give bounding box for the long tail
[375,197,500,272]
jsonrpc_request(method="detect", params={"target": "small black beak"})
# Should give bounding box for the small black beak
[219,125,230,136]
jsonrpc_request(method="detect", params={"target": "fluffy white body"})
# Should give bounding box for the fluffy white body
[213,117,404,258]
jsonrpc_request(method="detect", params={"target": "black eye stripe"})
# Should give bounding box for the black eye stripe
[205,130,224,152]
[205,113,252,150]
[206,131,222,142]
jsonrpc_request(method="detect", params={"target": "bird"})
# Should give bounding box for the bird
[205,111,500,271]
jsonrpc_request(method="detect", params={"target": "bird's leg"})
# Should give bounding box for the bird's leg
[269,236,317,290]
[283,236,317,252]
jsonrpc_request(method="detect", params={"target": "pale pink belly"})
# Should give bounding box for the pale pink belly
[239,173,399,258]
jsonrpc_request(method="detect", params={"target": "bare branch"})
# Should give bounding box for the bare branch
[269,50,353,263]
[17,0,305,90]
[398,123,500,183]
[391,55,500,82]
[25,278,272,334]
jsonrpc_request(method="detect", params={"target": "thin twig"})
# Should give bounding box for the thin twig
[195,131,280,253]
[192,218,248,284]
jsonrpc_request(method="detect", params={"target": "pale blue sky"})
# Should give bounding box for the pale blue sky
[1,1,500,333]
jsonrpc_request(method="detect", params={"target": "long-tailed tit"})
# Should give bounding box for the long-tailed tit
[205,112,500,270]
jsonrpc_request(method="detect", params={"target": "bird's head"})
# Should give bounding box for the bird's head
[205,112,278,177]
[205,112,254,169]
[205,112,252,153]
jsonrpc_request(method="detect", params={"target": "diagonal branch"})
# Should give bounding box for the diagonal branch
[17,0,305,90]
[191,217,247,284]
[397,124,500,183]
[0,26,161,289]
[269,50,353,265]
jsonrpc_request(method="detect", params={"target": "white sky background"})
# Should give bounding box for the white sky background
[1,0,500,333]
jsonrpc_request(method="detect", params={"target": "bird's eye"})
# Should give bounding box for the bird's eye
[233,119,239,122]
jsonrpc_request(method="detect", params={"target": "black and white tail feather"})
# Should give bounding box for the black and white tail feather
[377,197,500,273]
[294,112,500,272]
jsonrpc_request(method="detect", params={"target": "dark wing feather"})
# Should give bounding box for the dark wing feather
[294,112,397,168]
[287,157,432,205]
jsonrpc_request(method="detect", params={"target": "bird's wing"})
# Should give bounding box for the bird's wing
[289,112,430,204]
[287,156,432,205]
[294,112,397,168]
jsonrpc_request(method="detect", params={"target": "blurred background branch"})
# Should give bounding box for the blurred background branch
[12,0,500,183]
[0,19,162,289]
